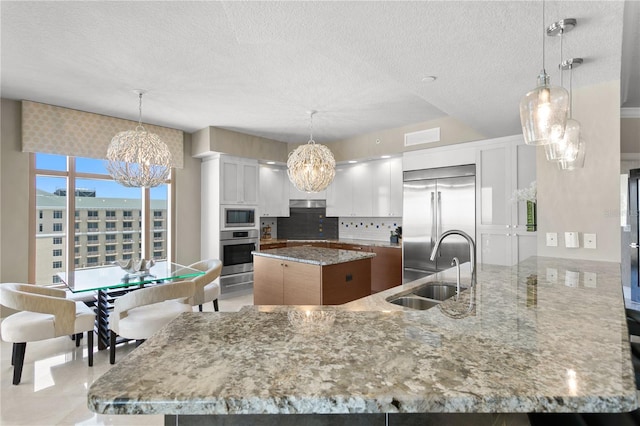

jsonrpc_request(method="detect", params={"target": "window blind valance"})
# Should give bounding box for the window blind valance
[21,101,184,168]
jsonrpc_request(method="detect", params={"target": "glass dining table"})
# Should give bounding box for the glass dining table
[58,261,204,350]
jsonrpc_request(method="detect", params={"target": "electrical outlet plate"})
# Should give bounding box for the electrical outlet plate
[546,268,558,283]
[546,232,558,247]
[565,232,579,248]
[584,233,597,249]
[584,272,597,288]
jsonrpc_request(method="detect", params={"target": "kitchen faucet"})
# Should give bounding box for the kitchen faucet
[430,230,476,288]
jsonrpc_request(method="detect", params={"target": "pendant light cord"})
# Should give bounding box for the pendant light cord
[541,0,546,73]
[308,111,316,144]
[569,64,573,118]
[136,92,145,131]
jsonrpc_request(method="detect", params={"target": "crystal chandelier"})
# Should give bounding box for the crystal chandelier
[287,111,336,193]
[519,3,570,146]
[106,91,172,188]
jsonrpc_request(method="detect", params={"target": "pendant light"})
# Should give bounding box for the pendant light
[287,111,336,193]
[544,19,578,162]
[558,58,586,171]
[106,91,172,188]
[519,2,570,146]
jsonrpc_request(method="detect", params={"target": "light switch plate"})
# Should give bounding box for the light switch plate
[565,232,579,248]
[546,232,558,247]
[546,268,558,284]
[584,233,597,249]
[565,270,579,287]
[584,272,597,288]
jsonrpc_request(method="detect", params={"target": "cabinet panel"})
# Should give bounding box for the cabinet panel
[326,167,351,217]
[515,234,537,263]
[283,262,321,305]
[222,161,239,204]
[242,163,259,205]
[351,163,373,216]
[372,160,391,217]
[253,257,284,305]
[513,144,536,228]
[389,157,403,217]
[259,165,288,217]
[321,259,371,304]
[479,232,512,266]
[371,246,402,293]
[221,157,258,205]
[478,146,510,226]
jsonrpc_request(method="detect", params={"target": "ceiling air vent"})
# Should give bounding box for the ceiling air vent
[404,127,441,147]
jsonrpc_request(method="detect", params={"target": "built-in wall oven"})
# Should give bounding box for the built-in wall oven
[219,229,258,296]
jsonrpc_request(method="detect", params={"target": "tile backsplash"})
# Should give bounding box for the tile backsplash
[259,218,278,239]
[338,217,402,242]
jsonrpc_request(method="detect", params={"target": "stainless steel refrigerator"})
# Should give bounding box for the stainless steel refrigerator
[402,164,476,282]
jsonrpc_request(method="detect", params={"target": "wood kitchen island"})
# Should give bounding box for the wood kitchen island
[252,246,376,305]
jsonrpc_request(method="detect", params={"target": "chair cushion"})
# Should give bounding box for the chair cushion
[112,300,192,340]
[1,311,55,342]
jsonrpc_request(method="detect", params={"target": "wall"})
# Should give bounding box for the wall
[192,126,289,162]
[0,99,30,283]
[174,133,202,266]
[537,81,621,262]
[621,116,640,154]
[310,116,485,163]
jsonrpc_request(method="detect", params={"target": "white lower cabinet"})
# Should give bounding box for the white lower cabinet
[476,135,537,266]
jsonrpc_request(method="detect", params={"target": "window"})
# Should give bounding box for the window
[122,253,132,260]
[52,275,61,284]
[123,221,132,229]
[154,232,162,239]
[53,249,62,257]
[153,251,163,258]
[154,221,162,228]
[52,261,62,269]
[75,247,80,254]
[105,255,116,262]
[154,241,163,248]
[32,153,172,284]
[122,244,132,251]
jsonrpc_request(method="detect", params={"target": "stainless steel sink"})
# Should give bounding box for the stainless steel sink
[388,296,439,310]
[411,282,459,301]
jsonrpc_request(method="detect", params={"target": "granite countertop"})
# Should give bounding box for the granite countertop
[88,257,637,416]
[260,238,401,249]
[252,246,376,266]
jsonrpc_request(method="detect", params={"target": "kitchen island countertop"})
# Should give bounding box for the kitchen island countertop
[88,256,637,416]
[252,246,376,266]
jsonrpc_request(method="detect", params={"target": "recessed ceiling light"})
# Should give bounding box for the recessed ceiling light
[348,160,357,164]
[380,155,391,159]
[421,76,437,83]
[266,161,275,165]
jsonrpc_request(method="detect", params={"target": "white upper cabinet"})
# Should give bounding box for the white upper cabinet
[372,157,403,217]
[221,156,258,205]
[259,165,289,217]
[326,166,351,216]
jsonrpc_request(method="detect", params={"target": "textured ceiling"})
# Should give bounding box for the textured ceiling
[1,1,635,144]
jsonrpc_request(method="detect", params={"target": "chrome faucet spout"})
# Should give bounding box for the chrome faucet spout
[429,229,476,287]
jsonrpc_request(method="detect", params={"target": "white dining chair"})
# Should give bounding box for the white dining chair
[0,283,95,385]
[108,279,194,364]
[185,259,222,312]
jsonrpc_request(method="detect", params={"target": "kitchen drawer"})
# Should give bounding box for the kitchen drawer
[260,242,287,250]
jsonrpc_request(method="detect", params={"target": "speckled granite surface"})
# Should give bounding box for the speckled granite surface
[260,239,401,249]
[88,257,637,415]
[252,246,376,265]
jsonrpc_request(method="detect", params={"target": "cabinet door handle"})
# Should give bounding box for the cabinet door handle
[631,243,639,249]
[506,225,511,228]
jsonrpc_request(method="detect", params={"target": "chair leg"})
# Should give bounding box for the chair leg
[11,342,17,366]
[87,330,94,367]
[198,304,203,312]
[12,342,26,385]
[109,330,117,365]
[75,332,82,347]
[213,299,219,312]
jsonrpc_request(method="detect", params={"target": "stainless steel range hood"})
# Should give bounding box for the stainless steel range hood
[289,199,326,209]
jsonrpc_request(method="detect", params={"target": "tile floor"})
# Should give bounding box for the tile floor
[0,292,254,426]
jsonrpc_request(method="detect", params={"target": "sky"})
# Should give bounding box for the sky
[35,153,168,200]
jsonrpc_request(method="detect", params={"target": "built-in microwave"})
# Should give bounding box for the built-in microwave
[222,207,256,228]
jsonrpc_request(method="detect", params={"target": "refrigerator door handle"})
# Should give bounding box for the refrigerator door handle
[430,192,435,246]
[437,191,442,238]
